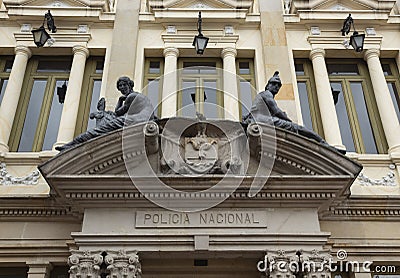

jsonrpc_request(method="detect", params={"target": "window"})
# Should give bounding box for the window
[75,57,105,134]
[178,59,224,119]
[0,56,14,106]
[143,58,164,118]
[0,267,28,278]
[295,59,388,154]
[9,57,72,152]
[294,60,324,137]
[236,59,257,120]
[381,59,400,123]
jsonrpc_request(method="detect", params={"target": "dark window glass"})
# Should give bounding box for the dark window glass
[50,266,69,278]
[183,62,217,74]
[203,80,219,119]
[4,60,13,73]
[149,61,161,74]
[295,64,305,75]
[382,64,392,76]
[86,80,102,130]
[146,79,160,116]
[297,82,313,131]
[350,82,377,154]
[327,64,359,75]
[37,60,72,72]
[239,62,250,75]
[0,267,28,278]
[331,82,356,152]
[0,79,8,105]
[388,82,400,122]
[18,80,47,151]
[42,80,66,150]
[239,80,253,118]
[181,81,196,117]
[95,61,104,74]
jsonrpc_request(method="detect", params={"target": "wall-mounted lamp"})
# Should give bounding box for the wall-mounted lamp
[341,14,365,52]
[31,10,57,47]
[57,81,67,104]
[192,12,209,55]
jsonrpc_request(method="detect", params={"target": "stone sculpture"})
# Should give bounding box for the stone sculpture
[56,76,154,151]
[244,71,343,153]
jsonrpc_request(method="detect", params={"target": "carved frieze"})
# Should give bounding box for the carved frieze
[0,163,40,186]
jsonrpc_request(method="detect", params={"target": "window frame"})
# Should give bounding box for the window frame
[9,56,72,152]
[294,59,324,137]
[143,58,164,118]
[177,58,224,118]
[381,58,400,122]
[326,59,388,154]
[75,56,105,135]
[236,58,257,120]
[0,56,14,106]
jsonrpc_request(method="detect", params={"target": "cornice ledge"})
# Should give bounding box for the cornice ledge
[3,0,110,11]
[307,35,383,49]
[14,32,91,48]
[162,33,239,44]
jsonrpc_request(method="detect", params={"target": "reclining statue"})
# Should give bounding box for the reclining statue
[244,71,343,152]
[56,76,155,151]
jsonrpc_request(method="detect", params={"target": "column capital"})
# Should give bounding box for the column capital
[309,48,325,60]
[221,47,237,58]
[163,47,179,57]
[14,45,32,58]
[72,45,89,58]
[364,48,380,61]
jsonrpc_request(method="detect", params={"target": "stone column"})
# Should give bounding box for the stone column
[0,45,32,152]
[364,49,400,154]
[27,262,52,278]
[221,47,240,121]
[105,250,142,278]
[103,0,140,108]
[161,47,179,118]
[54,45,89,149]
[68,250,103,278]
[309,48,344,150]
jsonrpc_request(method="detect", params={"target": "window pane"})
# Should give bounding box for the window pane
[203,80,219,119]
[149,61,161,74]
[295,64,305,75]
[331,82,356,152]
[183,62,217,74]
[382,64,392,76]
[42,80,66,150]
[239,80,253,119]
[297,82,313,131]
[18,80,47,152]
[239,62,250,75]
[387,82,400,122]
[86,80,102,131]
[37,60,72,72]
[4,60,13,73]
[327,64,359,75]
[146,79,160,117]
[95,61,104,74]
[181,81,196,117]
[0,79,8,105]
[350,82,378,154]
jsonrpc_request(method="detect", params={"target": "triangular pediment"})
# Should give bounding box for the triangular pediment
[3,0,105,9]
[149,0,252,10]
[291,0,396,13]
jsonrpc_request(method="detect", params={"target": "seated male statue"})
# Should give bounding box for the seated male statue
[56,76,154,151]
[244,71,342,152]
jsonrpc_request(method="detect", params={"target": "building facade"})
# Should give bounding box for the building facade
[0,0,400,277]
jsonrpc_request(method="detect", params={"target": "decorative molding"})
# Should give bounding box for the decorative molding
[105,250,142,278]
[365,27,376,36]
[308,35,383,50]
[310,26,320,35]
[161,33,239,44]
[357,172,397,186]
[0,208,69,217]
[166,25,176,34]
[68,250,104,278]
[224,25,234,35]
[20,24,31,32]
[77,25,89,33]
[14,32,91,48]
[0,163,40,186]
[283,0,291,14]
